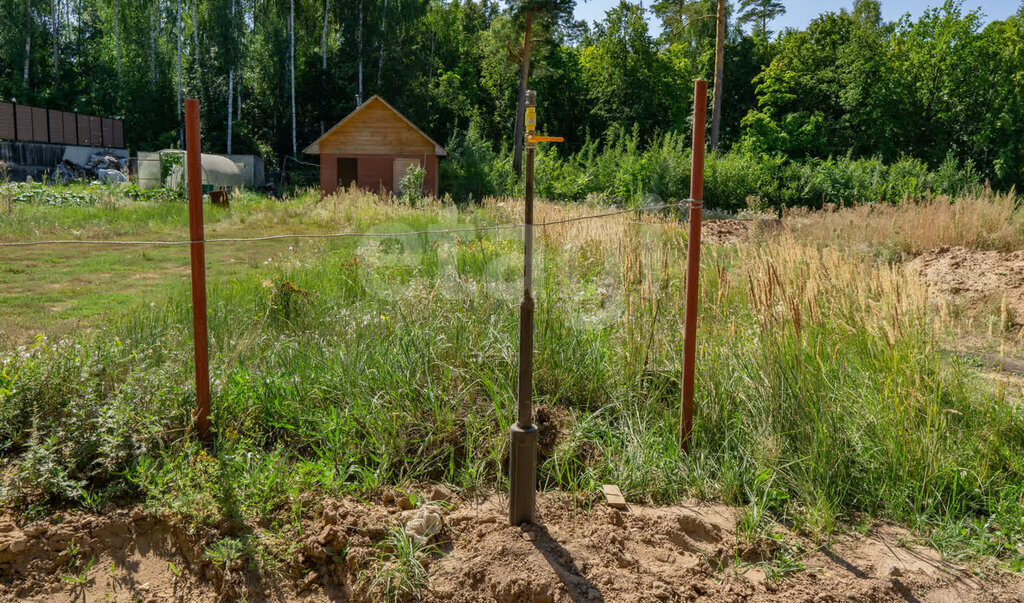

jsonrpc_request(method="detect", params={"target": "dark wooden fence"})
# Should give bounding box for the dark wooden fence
[0,103,124,148]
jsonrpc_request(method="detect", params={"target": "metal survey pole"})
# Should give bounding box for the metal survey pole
[509,90,539,526]
[681,80,707,451]
[185,99,212,442]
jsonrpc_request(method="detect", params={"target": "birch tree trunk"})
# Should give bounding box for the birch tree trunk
[227,70,233,153]
[23,0,32,89]
[52,0,59,86]
[710,0,725,150]
[290,0,297,156]
[114,0,122,75]
[322,0,328,71]
[150,0,157,91]
[227,0,234,154]
[357,0,363,104]
[511,11,533,177]
[176,0,183,146]
[24,33,31,89]
[321,0,328,133]
[376,0,388,87]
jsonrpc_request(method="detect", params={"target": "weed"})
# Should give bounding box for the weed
[762,537,806,583]
[203,536,249,568]
[60,554,95,586]
[360,526,438,602]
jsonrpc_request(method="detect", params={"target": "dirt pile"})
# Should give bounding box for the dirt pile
[2,493,1021,602]
[0,510,216,602]
[908,246,1024,323]
[702,220,751,245]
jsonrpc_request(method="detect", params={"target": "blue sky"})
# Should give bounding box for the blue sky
[573,0,1022,34]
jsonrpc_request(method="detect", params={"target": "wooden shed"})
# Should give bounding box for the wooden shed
[304,96,447,197]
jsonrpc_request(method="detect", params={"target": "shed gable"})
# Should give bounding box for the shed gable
[304,97,445,156]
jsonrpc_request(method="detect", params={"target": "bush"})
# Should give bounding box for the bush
[441,128,986,210]
[399,164,427,205]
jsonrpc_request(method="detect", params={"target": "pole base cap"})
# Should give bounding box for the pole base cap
[508,423,539,525]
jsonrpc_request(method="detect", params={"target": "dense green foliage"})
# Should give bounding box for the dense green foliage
[442,127,984,209]
[2,0,1022,192]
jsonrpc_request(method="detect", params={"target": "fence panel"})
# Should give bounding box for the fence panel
[16,105,33,142]
[61,112,78,145]
[31,107,48,142]
[0,104,123,147]
[89,116,102,147]
[112,119,124,148]
[78,114,91,145]
[102,118,114,147]
[0,103,14,140]
[48,110,64,144]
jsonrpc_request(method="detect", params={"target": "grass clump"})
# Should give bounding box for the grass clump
[359,527,438,602]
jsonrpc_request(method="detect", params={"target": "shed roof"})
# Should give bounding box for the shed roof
[303,96,447,157]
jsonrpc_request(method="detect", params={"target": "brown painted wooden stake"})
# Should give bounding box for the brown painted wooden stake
[681,80,707,451]
[185,99,212,442]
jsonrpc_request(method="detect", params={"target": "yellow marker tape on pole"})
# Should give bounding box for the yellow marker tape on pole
[528,135,564,143]
[525,107,536,131]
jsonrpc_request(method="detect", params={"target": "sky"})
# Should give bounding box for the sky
[573,0,1022,34]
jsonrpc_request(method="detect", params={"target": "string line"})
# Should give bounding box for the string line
[0,200,698,248]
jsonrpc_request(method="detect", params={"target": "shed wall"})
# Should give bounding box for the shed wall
[319,153,439,197]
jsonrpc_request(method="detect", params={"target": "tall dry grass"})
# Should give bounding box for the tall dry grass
[778,189,1023,255]
[735,233,932,345]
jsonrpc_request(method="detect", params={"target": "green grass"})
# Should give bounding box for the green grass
[1,187,1022,572]
[0,183,464,346]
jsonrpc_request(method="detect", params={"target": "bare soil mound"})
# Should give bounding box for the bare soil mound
[702,220,751,245]
[908,246,1024,323]
[2,493,1020,602]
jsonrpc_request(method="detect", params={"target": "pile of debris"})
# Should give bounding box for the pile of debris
[56,152,129,184]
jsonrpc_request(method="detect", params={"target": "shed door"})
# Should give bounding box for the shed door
[392,158,421,194]
[338,158,358,189]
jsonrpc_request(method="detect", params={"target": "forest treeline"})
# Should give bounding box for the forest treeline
[1,0,1023,204]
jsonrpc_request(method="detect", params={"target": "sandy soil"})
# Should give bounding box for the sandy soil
[2,492,1020,602]
[908,246,1024,324]
[701,220,752,245]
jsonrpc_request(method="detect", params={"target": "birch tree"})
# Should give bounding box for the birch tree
[322,0,328,71]
[114,0,122,75]
[321,0,328,132]
[227,0,235,154]
[357,0,364,103]
[377,0,388,87]
[150,0,157,91]
[177,0,183,145]
[51,0,59,86]
[22,0,32,90]
[290,0,296,156]
[710,0,725,149]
